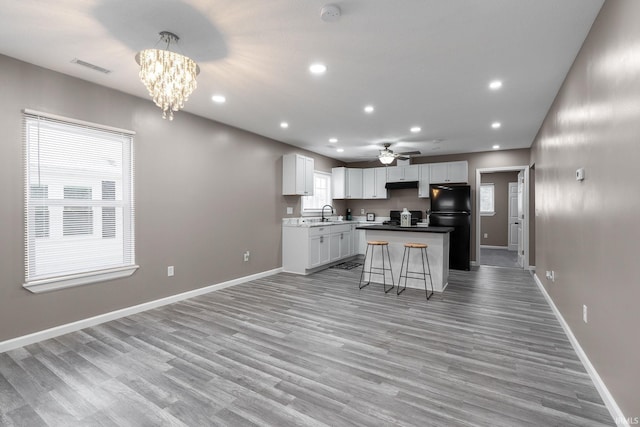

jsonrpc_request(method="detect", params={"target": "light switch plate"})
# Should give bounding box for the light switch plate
[286,207,293,214]
[576,168,585,181]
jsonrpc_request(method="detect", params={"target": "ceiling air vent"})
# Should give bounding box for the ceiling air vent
[71,58,111,74]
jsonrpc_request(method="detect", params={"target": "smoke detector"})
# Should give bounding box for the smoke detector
[320,4,341,22]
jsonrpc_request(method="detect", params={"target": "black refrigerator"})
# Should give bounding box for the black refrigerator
[429,184,471,271]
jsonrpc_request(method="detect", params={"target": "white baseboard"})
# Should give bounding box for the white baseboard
[480,245,510,250]
[0,267,283,354]
[532,273,628,427]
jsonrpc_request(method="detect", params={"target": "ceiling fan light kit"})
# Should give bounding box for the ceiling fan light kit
[378,150,396,165]
[136,31,200,121]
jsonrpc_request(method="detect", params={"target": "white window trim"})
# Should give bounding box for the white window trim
[301,171,332,216]
[23,265,139,294]
[23,109,138,293]
[480,183,496,216]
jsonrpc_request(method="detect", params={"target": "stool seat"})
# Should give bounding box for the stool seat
[404,243,427,249]
[367,240,389,246]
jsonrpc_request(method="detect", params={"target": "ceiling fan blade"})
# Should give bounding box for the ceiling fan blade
[398,150,421,156]
[396,155,410,160]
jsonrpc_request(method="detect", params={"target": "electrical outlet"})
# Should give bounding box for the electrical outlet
[167,266,174,277]
[545,270,555,282]
[286,207,293,214]
[243,251,250,262]
[360,208,365,214]
[583,304,588,323]
[483,233,488,238]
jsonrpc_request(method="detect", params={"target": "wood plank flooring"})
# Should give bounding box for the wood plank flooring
[0,265,614,426]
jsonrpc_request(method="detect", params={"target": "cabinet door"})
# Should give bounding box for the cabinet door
[338,231,350,259]
[304,156,314,195]
[295,155,306,194]
[374,167,387,198]
[386,166,404,182]
[329,232,341,262]
[308,235,322,267]
[446,161,468,183]
[404,165,420,181]
[418,164,430,198]
[362,168,375,199]
[429,163,448,183]
[332,167,346,199]
[346,168,363,199]
[350,225,359,256]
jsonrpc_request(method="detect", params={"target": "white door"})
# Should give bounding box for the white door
[517,172,524,267]
[508,182,519,251]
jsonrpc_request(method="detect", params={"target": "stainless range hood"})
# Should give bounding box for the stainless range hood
[385,181,419,190]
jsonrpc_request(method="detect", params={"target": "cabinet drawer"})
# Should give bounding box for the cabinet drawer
[308,226,331,237]
[331,224,350,233]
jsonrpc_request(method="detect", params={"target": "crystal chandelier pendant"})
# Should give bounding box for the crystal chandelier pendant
[136,31,199,120]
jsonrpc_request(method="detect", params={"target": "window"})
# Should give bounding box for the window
[23,110,137,293]
[301,171,332,214]
[480,183,495,216]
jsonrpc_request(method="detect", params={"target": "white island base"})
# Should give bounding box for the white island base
[359,228,451,293]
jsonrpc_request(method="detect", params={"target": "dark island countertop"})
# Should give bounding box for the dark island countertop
[356,225,454,233]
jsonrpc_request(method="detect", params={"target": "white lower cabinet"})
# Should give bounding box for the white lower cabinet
[283,223,354,274]
[309,234,330,268]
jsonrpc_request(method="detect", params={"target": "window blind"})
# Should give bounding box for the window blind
[23,110,136,291]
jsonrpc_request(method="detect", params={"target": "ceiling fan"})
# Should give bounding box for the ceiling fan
[377,143,420,165]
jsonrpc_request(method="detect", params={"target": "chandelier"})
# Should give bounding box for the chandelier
[135,31,199,120]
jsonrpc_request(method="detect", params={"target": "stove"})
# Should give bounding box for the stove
[384,210,423,226]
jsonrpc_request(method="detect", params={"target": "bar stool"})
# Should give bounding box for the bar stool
[397,243,434,300]
[359,241,394,293]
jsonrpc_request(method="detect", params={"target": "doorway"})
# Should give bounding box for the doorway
[476,166,530,269]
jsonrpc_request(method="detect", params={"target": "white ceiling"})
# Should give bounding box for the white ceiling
[0,0,603,163]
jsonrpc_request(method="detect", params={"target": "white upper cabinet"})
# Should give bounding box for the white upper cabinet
[386,165,419,182]
[282,154,314,195]
[362,167,387,199]
[429,160,468,184]
[346,168,363,199]
[332,167,363,199]
[418,164,430,198]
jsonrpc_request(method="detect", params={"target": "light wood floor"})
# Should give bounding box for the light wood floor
[0,266,614,426]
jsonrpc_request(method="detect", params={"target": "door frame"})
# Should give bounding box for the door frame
[476,166,530,269]
[507,181,519,251]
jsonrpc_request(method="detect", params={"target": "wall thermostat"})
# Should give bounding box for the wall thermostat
[576,168,585,181]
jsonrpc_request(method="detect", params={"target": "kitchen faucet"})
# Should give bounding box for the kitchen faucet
[321,205,334,222]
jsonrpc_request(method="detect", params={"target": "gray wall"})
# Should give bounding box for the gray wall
[0,54,344,342]
[531,0,639,417]
[348,149,531,262]
[480,171,519,247]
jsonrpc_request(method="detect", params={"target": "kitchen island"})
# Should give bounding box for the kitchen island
[356,224,454,293]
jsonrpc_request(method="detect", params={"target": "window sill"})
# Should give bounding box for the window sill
[480,212,496,216]
[23,265,139,294]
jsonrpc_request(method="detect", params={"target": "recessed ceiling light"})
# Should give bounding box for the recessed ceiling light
[329,138,338,143]
[489,80,503,90]
[309,63,327,75]
[211,94,226,103]
[491,122,501,129]
[336,148,344,152]
[280,122,289,129]
[364,105,374,114]
[492,144,500,150]
[410,126,421,133]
